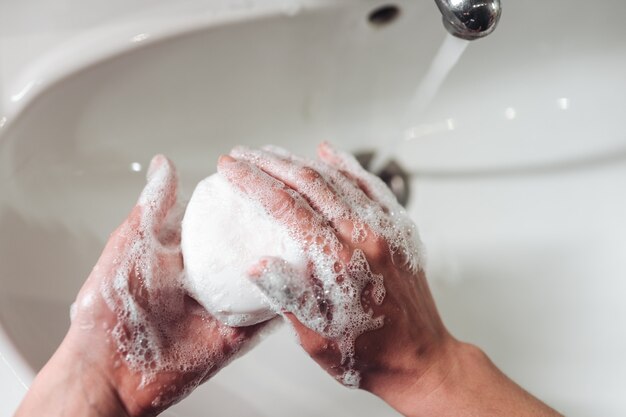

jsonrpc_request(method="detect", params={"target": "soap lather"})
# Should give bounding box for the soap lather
[181,174,306,326]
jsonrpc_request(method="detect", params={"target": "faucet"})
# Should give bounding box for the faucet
[435,0,502,40]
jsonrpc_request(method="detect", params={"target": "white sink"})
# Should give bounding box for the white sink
[1,0,625,415]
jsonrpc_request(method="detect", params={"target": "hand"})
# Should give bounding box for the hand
[218,143,451,392]
[218,143,563,417]
[17,155,265,417]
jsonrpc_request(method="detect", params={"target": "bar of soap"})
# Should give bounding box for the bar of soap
[181,174,304,326]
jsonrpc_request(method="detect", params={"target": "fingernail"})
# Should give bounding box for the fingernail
[247,259,269,279]
[218,155,236,165]
[147,154,165,180]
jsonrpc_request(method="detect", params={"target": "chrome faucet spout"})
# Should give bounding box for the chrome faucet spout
[435,0,502,40]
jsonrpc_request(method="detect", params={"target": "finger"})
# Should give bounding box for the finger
[137,155,180,236]
[247,257,310,313]
[283,311,331,350]
[313,143,382,209]
[282,312,322,343]
[280,311,344,380]
[309,145,392,243]
[247,257,332,334]
[230,146,351,226]
[218,155,324,241]
[318,143,423,271]
[234,146,371,243]
[317,142,399,210]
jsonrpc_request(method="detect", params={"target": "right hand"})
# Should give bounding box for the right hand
[59,156,265,417]
[218,142,456,396]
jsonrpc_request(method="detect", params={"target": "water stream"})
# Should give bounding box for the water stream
[369,34,469,173]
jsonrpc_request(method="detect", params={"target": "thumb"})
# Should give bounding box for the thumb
[247,256,301,313]
[247,257,331,336]
[248,258,327,346]
[138,154,180,239]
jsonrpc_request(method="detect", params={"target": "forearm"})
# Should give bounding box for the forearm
[14,334,129,417]
[372,341,562,417]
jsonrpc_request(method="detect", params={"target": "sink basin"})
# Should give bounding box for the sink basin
[1,0,625,415]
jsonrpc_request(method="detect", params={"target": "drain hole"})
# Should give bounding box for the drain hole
[354,151,411,207]
[368,4,401,27]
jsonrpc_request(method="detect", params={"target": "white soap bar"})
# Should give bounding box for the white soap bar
[181,174,304,326]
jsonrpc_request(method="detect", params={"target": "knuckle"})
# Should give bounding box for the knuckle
[299,166,322,182]
[365,237,389,263]
[272,191,295,213]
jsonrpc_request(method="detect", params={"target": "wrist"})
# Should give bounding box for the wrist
[15,331,130,417]
[370,340,562,417]
[382,340,485,417]
[361,334,464,416]
[63,323,153,417]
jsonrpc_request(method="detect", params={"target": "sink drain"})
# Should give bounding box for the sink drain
[354,151,411,207]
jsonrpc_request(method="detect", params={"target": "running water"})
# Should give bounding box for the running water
[369,34,470,173]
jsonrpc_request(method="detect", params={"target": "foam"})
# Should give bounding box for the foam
[181,174,306,326]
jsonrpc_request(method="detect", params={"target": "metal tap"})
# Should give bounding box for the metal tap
[435,0,502,40]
